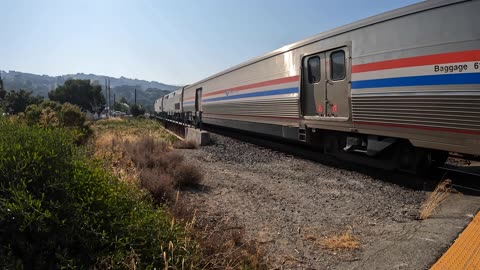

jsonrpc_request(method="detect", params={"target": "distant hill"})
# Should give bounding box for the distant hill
[0,70,179,110]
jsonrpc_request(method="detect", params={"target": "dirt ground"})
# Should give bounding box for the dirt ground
[175,134,480,269]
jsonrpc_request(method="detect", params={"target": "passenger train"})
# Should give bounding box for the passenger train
[155,0,480,173]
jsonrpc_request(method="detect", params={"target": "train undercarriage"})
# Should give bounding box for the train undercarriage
[306,128,452,175]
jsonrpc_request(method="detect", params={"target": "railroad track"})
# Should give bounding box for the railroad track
[156,117,480,194]
[439,164,480,195]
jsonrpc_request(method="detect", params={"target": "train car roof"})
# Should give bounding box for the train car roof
[164,88,182,98]
[186,0,468,89]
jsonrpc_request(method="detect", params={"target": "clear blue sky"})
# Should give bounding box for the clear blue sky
[1,0,421,85]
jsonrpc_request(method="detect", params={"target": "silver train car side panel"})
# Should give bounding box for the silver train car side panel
[161,0,480,162]
[162,89,183,113]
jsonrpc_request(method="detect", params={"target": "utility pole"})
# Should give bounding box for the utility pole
[104,78,108,118]
[0,73,4,102]
[134,88,137,105]
[104,78,112,117]
[0,73,4,92]
[108,79,111,117]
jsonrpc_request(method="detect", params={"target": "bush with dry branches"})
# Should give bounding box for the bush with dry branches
[123,135,203,202]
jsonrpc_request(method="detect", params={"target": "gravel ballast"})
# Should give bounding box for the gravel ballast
[175,133,478,269]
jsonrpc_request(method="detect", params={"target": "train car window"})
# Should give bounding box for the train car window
[307,56,321,83]
[331,51,346,80]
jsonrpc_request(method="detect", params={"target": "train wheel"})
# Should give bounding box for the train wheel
[413,148,434,176]
[394,142,416,172]
[394,142,433,175]
[431,150,449,168]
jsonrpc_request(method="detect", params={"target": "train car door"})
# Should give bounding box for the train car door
[180,86,185,112]
[301,47,350,120]
[195,88,202,112]
[302,53,327,117]
[325,48,350,119]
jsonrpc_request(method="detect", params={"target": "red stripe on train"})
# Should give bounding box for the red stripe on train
[184,75,299,101]
[354,121,480,135]
[203,112,299,120]
[352,50,480,73]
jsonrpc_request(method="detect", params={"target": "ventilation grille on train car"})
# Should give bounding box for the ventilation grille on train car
[203,97,299,119]
[351,91,480,131]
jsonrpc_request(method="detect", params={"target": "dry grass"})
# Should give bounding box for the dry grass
[92,120,202,202]
[91,119,267,269]
[139,169,175,202]
[124,136,170,169]
[417,179,453,220]
[93,118,178,144]
[168,193,268,269]
[92,133,138,183]
[321,230,360,251]
[173,163,204,188]
[124,136,203,202]
[174,140,198,149]
[190,212,267,269]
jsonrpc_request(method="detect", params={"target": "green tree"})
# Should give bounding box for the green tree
[49,79,105,112]
[112,102,129,113]
[1,90,43,114]
[119,96,128,104]
[112,96,130,114]
[130,104,145,117]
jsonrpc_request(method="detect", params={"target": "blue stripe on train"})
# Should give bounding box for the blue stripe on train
[352,73,480,89]
[202,87,298,103]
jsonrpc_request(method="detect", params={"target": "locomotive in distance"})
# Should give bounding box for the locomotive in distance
[155,0,480,174]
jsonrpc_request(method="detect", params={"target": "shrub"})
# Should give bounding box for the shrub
[173,163,203,188]
[39,107,59,127]
[25,104,42,125]
[24,101,92,144]
[124,136,170,169]
[59,102,85,128]
[0,121,197,269]
[40,100,62,112]
[130,104,146,117]
[124,135,202,198]
[5,113,25,125]
[140,169,175,202]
